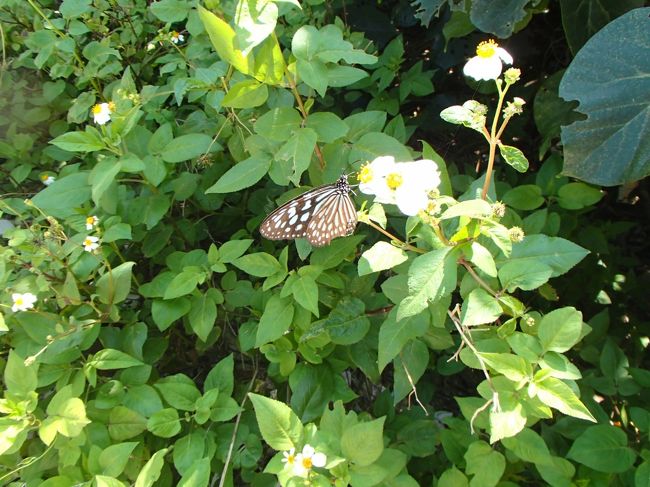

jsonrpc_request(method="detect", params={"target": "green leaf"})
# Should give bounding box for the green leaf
[147,408,181,438]
[322,297,370,346]
[358,241,408,275]
[345,111,387,141]
[99,442,138,477]
[438,467,468,487]
[221,79,268,108]
[89,159,121,205]
[254,107,302,141]
[163,269,203,300]
[327,65,369,87]
[108,406,147,440]
[5,350,38,396]
[559,8,650,185]
[154,376,201,411]
[248,393,303,450]
[232,252,281,277]
[256,295,294,347]
[495,235,589,278]
[204,354,234,396]
[501,428,552,465]
[275,128,317,185]
[150,0,189,22]
[305,112,349,143]
[349,132,412,163]
[498,145,529,173]
[292,275,319,316]
[206,155,271,194]
[557,182,604,209]
[397,247,457,321]
[479,352,531,383]
[461,288,502,327]
[39,386,90,445]
[310,235,364,269]
[135,448,168,487]
[32,172,92,219]
[88,349,143,370]
[96,261,134,304]
[567,424,636,472]
[464,440,505,487]
[469,0,528,38]
[498,261,553,292]
[341,418,385,467]
[50,128,105,152]
[178,458,210,487]
[378,308,429,372]
[502,185,544,210]
[152,297,191,331]
[440,199,492,220]
[534,377,596,421]
[188,292,217,342]
[559,0,644,55]
[538,307,583,353]
[161,134,214,163]
[393,339,429,404]
[233,0,278,54]
[467,242,497,277]
[198,5,250,75]
[218,239,254,263]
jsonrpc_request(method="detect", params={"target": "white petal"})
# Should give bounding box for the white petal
[301,444,315,457]
[463,56,502,81]
[496,47,513,65]
[312,452,327,467]
[395,188,428,216]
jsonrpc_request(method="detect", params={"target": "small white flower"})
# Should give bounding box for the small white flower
[40,174,56,186]
[281,448,297,469]
[12,292,37,312]
[463,39,513,81]
[290,444,326,478]
[146,42,156,51]
[170,31,185,44]
[359,157,441,216]
[86,215,99,231]
[83,235,100,252]
[91,102,114,125]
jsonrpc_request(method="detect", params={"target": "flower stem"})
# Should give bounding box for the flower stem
[362,220,426,254]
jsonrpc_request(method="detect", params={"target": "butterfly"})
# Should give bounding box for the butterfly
[259,175,357,247]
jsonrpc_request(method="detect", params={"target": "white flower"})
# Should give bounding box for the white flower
[41,174,56,186]
[359,157,441,216]
[281,448,297,470]
[146,42,156,51]
[91,102,114,125]
[170,31,185,44]
[86,215,99,230]
[83,235,100,252]
[463,39,513,81]
[12,292,37,312]
[290,444,327,478]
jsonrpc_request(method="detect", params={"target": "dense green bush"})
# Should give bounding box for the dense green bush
[1,0,648,486]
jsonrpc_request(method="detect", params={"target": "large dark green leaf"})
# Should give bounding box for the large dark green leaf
[559,8,650,185]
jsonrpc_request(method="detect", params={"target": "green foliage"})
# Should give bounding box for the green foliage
[0,0,647,486]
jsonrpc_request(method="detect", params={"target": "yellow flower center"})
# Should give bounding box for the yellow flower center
[15,297,24,306]
[91,104,102,114]
[84,238,93,246]
[358,164,372,184]
[172,31,179,38]
[386,172,403,190]
[302,457,313,469]
[86,217,95,225]
[286,454,295,464]
[40,174,49,181]
[476,39,498,58]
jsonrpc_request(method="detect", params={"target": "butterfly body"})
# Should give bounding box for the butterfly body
[260,175,357,247]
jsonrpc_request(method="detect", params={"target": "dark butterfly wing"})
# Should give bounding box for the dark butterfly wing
[259,185,338,241]
[306,192,358,247]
